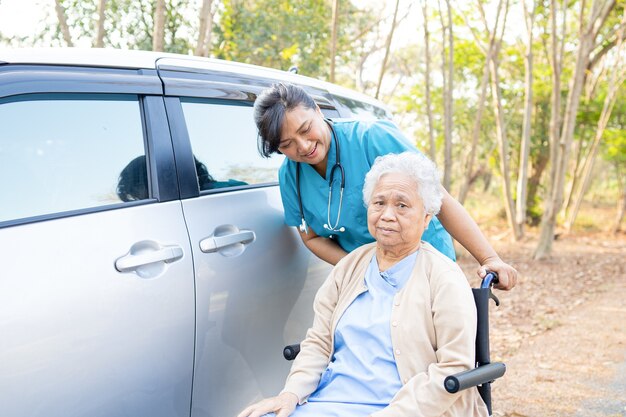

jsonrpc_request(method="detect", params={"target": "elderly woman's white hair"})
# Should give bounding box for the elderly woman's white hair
[362,152,443,215]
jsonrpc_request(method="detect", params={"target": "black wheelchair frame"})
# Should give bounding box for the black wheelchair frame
[443,272,506,415]
[283,272,506,416]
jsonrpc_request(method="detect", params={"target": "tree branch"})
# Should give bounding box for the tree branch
[455,3,488,56]
[591,0,616,39]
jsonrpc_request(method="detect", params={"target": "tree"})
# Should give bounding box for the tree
[457,0,506,205]
[515,0,537,236]
[375,0,401,99]
[437,0,453,189]
[535,0,618,259]
[46,0,193,53]
[351,5,412,96]
[456,0,521,240]
[215,0,330,76]
[153,0,166,51]
[329,0,340,83]
[94,0,107,47]
[421,0,436,160]
[488,0,523,240]
[603,128,626,233]
[55,0,74,46]
[195,0,215,57]
[565,8,626,231]
[214,0,370,80]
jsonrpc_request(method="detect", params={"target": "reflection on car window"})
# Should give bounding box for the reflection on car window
[181,99,284,190]
[194,156,247,190]
[0,94,147,223]
[117,155,149,201]
[334,95,391,120]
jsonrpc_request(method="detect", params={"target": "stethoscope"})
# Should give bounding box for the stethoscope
[297,119,346,235]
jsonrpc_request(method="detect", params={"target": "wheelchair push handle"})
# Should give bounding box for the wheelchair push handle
[481,271,500,306]
[481,271,499,289]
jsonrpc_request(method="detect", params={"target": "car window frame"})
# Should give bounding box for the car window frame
[0,64,177,229]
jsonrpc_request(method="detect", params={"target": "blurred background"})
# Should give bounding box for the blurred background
[0,0,624,257]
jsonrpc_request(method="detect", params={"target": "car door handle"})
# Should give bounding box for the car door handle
[200,230,255,253]
[115,245,184,272]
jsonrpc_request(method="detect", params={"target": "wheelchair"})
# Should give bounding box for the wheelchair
[283,272,506,416]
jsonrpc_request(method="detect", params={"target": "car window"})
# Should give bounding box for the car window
[334,95,391,120]
[181,98,284,190]
[0,94,147,224]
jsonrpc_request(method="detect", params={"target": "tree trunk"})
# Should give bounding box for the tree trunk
[375,0,401,99]
[94,0,107,48]
[527,147,549,225]
[457,0,506,204]
[613,179,626,234]
[203,4,215,57]
[435,0,453,189]
[456,57,488,204]
[490,46,521,240]
[195,0,214,56]
[564,103,613,231]
[443,0,453,190]
[563,136,585,216]
[329,0,340,83]
[565,9,626,231]
[534,0,565,259]
[54,0,74,47]
[421,0,436,161]
[535,0,616,259]
[434,0,451,188]
[515,0,536,235]
[153,0,166,52]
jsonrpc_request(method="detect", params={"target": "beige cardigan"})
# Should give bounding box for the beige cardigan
[282,242,490,417]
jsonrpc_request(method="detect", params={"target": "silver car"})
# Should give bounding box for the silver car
[0,48,391,417]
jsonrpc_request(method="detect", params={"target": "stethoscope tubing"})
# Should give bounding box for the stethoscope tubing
[297,119,345,234]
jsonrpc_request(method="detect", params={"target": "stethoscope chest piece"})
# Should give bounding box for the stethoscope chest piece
[298,217,308,234]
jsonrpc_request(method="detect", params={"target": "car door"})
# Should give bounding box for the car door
[0,65,195,416]
[159,66,336,417]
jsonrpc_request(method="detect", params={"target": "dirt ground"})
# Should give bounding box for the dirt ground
[456,230,626,417]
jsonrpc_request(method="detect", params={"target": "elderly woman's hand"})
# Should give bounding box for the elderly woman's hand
[237,392,298,417]
[478,257,518,290]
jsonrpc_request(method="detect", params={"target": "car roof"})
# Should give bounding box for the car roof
[0,47,389,112]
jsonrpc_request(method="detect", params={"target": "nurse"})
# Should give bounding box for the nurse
[253,83,517,290]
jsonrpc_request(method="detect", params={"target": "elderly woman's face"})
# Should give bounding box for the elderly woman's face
[367,172,432,253]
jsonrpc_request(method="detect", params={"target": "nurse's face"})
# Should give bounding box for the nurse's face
[367,173,432,256]
[278,104,331,171]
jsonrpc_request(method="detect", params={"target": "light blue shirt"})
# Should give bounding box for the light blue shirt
[283,251,418,417]
[278,119,455,260]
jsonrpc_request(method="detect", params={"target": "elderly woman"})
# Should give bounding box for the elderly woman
[238,152,489,417]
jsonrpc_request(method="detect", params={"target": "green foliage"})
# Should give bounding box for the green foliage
[453,38,487,83]
[603,128,626,166]
[214,0,332,77]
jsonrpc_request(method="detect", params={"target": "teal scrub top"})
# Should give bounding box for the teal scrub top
[278,119,455,260]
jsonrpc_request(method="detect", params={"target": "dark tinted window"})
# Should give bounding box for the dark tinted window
[0,94,147,223]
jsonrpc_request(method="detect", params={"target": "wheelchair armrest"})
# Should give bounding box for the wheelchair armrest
[283,343,301,361]
[444,362,506,393]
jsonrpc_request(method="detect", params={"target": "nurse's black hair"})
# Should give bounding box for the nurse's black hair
[253,83,317,157]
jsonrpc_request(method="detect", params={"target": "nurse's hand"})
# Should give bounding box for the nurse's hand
[237,392,298,417]
[478,257,518,291]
